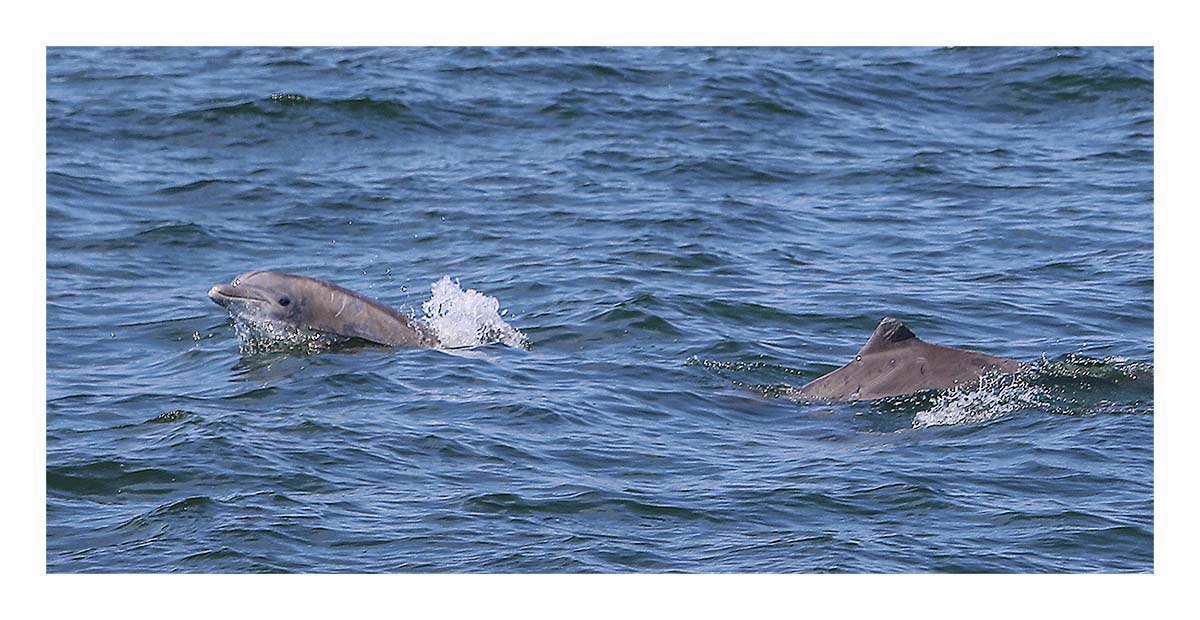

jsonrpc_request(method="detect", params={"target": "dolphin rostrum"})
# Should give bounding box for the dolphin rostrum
[796,317,1022,401]
[208,270,440,348]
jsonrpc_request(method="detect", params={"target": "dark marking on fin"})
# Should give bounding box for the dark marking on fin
[857,317,917,356]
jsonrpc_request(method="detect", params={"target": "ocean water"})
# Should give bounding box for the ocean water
[45,47,1153,573]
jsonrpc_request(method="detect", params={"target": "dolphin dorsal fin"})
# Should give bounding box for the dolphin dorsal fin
[857,317,918,355]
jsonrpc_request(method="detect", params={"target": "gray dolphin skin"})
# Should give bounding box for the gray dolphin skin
[797,317,1022,401]
[208,271,440,348]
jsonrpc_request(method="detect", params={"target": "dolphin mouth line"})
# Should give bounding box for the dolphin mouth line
[208,285,270,304]
[216,292,262,301]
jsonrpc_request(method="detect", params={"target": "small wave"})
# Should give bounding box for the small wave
[718,96,813,121]
[174,100,280,121]
[649,157,794,184]
[175,95,436,128]
[145,495,216,518]
[320,97,424,121]
[592,298,683,336]
[47,170,127,200]
[47,460,186,497]
[1007,74,1152,104]
[70,222,219,252]
[463,489,724,523]
[132,222,219,246]
[154,178,236,195]
[421,276,528,349]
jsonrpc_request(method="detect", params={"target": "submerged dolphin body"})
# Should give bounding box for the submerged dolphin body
[797,317,1022,401]
[208,271,440,348]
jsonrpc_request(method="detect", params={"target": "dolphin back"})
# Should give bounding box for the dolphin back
[264,274,439,348]
[798,317,1021,401]
[310,283,439,348]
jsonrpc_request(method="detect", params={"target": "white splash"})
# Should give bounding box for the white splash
[232,318,343,356]
[420,276,528,349]
[912,370,1047,429]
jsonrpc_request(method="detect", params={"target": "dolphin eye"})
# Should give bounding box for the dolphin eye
[278,297,291,306]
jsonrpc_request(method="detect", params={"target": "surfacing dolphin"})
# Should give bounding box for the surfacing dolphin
[208,271,440,348]
[797,317,1022,401]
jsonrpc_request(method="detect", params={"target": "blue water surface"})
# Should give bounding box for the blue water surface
[46,47,1153,573]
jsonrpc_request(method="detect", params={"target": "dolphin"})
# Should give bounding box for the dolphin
[208,270,440,348]
[796,317,1022,401]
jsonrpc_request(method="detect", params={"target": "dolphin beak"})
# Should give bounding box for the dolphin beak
[208,285,232,307]
[209,283,269,308]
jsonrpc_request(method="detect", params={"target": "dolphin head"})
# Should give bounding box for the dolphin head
[208,270,312,325]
